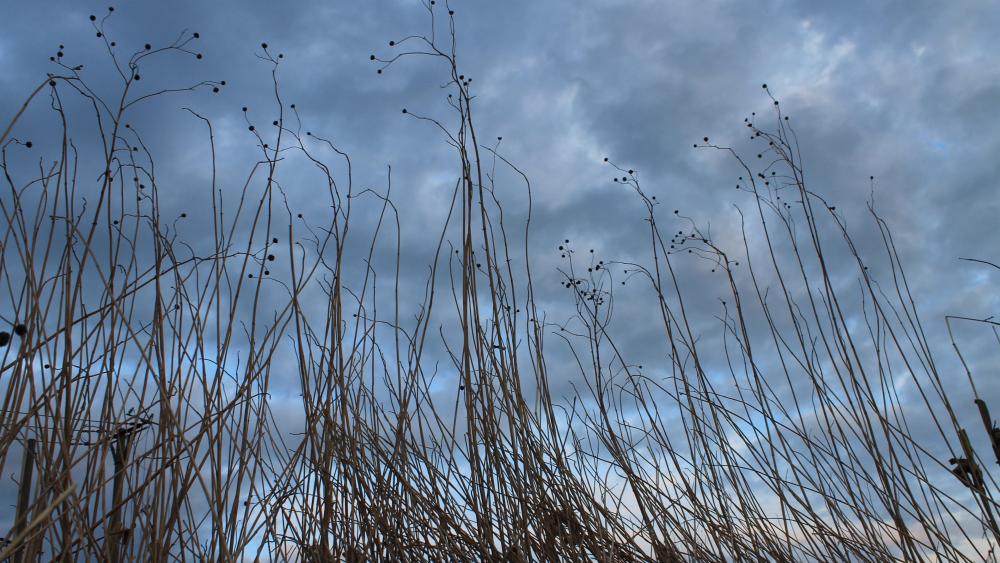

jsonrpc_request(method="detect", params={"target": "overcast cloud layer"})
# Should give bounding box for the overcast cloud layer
[2,0,1000,525]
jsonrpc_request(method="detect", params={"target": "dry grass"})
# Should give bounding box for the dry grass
[1,4,998,562]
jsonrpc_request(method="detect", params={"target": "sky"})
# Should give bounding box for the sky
[2,0,1000,554]
[3,0,995,313]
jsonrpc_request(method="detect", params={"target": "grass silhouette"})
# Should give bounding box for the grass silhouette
[0,3,998,561]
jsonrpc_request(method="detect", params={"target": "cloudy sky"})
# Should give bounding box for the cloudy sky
[3,0,996,310]
[2,0,1000,549]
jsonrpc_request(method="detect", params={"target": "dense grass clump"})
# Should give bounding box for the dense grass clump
[1,5,998,562]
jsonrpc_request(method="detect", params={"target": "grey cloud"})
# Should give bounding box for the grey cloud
[2,0,999,557]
